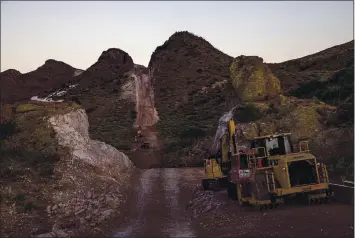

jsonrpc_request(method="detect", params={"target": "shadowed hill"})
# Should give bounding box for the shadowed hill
[148,31,235,166]
[0,60,80,103]
[63,48,137,151]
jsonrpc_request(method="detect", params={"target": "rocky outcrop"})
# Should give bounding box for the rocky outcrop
[230,56,281,102]
[49,109,133,171]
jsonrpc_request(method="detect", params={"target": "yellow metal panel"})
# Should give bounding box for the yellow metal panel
[204,159,223,179]
[229,120,236,139]
[275,183,329,196]
[273,160,290,188]
[228,120,236,153]
[221,135,229,163]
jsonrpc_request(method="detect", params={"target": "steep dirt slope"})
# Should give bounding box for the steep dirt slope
[0,60,81,104]
[149,31,235,166]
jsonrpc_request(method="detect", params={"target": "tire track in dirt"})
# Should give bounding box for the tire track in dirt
[162,168,196,237]
[114,169,161,237]
[114,168,202,238]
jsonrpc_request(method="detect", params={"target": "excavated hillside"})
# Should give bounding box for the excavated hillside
[149,31,235,166]
[63,48,138,152]
[268,40,354,125]
[0,60,82,104]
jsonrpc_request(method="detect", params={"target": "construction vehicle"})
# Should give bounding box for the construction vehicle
[203,119,332,209]
[202,119,236,190]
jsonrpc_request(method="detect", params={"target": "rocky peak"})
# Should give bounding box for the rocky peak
[166,31,212,46]
[77,48,134,88]
[149,31,226,68]
[97,48,133,66]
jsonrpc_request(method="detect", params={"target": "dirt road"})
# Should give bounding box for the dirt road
[113,168,354,238]
[114,168,203,238]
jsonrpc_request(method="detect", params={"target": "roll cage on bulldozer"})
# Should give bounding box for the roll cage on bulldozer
[202,119,332,209]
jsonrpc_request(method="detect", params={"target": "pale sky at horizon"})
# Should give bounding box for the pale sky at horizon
[1,1,354,73]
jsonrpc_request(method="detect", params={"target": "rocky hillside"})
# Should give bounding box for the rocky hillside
[268,41,354,125]
[268,40,353,95]
[63,49,138,151]
[1,31,352,172]
[146,32,353,174]
[0,60,82,104]
[0,102,134,238]
[149,31,235,166]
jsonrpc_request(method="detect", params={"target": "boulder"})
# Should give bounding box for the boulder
[230,55,281,102]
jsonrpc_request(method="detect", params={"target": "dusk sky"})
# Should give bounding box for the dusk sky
[1,1,353,73]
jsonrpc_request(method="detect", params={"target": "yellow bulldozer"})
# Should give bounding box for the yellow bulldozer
[202,119,332,209]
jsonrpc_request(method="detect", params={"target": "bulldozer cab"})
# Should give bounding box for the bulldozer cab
[250,133,294,157]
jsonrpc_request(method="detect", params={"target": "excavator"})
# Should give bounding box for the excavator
[202,119,332,209]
